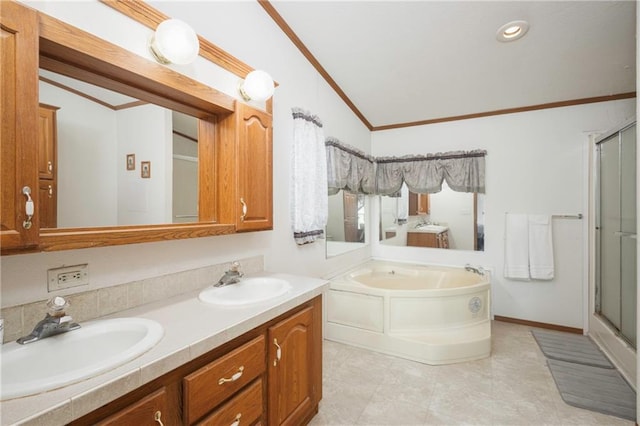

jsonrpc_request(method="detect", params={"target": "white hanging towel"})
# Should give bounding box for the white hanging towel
[528,214,554,280]
[396,184,409,224]
[504,213,530,280]
[290,108,328,245]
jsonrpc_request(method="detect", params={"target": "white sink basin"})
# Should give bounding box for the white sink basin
[1,317,163,400]
[199,277,292,307]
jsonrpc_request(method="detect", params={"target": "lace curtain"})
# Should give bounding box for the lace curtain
[326,139,486,195]
[290,108,328,245]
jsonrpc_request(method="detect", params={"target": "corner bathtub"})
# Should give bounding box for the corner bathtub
[326,260,491,365]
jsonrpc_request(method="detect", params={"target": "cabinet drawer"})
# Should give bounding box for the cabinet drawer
[96,387,168,426]
[184,335,265,424]
[196,378,263,426]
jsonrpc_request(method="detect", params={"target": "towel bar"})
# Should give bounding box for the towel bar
[551,214,583,219]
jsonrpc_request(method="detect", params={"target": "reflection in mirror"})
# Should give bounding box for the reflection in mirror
[326,190,366,257]
[380,182,485,251]
[39,69,198,229]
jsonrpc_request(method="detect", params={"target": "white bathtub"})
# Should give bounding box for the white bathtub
[326,260,491,365]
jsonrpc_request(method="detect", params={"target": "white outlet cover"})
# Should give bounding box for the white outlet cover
[47,264,89,292]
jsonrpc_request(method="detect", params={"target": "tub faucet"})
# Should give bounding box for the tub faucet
[215,261,244,287]
[17,296,80,345]
[465,264,485,276]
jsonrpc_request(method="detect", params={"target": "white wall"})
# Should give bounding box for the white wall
[40,81,119,228]
[116,105,172,225]
[2,1,371,308]
[428,183,475,250]
[372,99,635,329]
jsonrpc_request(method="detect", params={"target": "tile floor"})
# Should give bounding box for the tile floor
[309,321,634,425]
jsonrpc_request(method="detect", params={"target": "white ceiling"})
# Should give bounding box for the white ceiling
[269,1,636,129]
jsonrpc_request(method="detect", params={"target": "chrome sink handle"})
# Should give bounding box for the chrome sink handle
[17,296,80,344]
[214,261,244,287]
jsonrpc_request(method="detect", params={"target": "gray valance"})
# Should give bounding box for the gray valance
[326,137,376,195]
[326,139,486,195]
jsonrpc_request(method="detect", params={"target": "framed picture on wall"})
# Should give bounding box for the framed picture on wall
[126,154,135,170]
[141,161,151,178]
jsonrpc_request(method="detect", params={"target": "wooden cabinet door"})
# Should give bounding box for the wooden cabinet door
[38,104,58,180]
[268,306,319,426]
[417,193,430,214]
[0,1,39,250]
[407,232,437,247]
[1,1,40,250]
[408,191,429,215]
[409,191,429,216]
[236,103,273,232]
[38,180,57,229]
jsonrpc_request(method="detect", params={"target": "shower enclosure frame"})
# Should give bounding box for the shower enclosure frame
[588,117,637,389]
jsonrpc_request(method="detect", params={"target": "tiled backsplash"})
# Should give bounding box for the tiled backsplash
[0,256,263,343]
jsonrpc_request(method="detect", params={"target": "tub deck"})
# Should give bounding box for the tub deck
[326,261,491,365]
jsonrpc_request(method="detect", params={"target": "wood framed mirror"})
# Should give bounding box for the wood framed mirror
[29,10,238,251]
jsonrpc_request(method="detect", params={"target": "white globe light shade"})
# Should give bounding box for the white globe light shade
[150,19,200,65]
[241,70,275,102]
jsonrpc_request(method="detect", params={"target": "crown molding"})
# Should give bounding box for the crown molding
[372,92,637,131]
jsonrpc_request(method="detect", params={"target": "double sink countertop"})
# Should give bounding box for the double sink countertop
[1,272,329,426]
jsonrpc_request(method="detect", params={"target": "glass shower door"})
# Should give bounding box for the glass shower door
[596,123,637,348]
[619,125,636,347]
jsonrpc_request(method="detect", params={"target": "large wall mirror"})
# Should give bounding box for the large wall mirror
[380,182,485,251]
[34,11,237,251]
[40,69,199,228]
[326,190,366,257]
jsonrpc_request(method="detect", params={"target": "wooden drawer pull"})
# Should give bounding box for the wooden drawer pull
[154,411,164,426]
[231,413,241,426]
[218,366,244,385]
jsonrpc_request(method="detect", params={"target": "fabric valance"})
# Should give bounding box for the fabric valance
[326,137,376,195]
[326,138,486,195]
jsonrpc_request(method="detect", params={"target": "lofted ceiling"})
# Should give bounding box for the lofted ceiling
[265,1,636,130]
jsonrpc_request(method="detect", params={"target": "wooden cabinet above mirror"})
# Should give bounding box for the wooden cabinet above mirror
[0,2,273,254]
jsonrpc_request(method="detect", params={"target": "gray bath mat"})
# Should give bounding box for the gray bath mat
[531,329,613,368]
[547,358,636,421]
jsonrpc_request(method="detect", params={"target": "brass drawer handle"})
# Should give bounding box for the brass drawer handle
[230,413,241,426]
[218,366,244,385]
[273,338,282,366]
[240,198,247,221]
[154,411,164,426]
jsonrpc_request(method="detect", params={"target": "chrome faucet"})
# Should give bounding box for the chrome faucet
[17,296,80,344]
[465,264,485,275]
[214,261,244,287]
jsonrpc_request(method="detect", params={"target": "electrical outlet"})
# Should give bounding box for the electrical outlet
[47,264,89,291]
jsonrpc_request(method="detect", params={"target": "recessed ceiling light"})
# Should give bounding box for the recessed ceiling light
[496,20,529,42]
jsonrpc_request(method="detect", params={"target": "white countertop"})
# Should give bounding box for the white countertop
[407,226,449,234]
[1,272,329,426]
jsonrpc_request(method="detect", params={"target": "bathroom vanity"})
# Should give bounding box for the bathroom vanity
[407,228,449,249]
[0,274,327,426]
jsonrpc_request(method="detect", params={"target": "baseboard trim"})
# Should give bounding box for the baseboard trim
[494,315,583,334]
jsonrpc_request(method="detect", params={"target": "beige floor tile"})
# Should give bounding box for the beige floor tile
[313,321,635,426]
